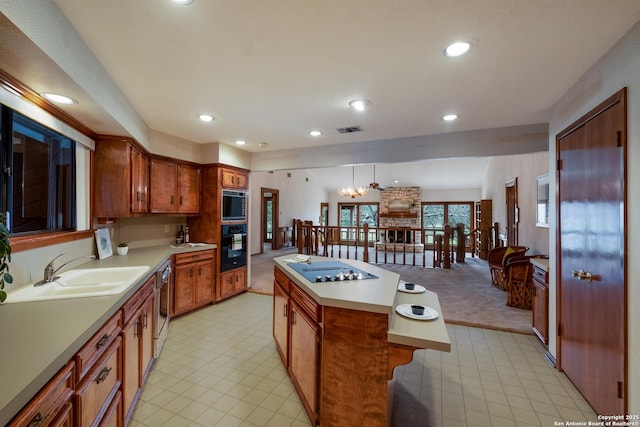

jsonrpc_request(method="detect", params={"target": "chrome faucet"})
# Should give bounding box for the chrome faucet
[34,254,96,287]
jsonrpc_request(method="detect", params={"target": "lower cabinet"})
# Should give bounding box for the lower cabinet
[219,266,247,301]
[75,336,122,427]
[289,300,320,425]
[273,280,290,366]
[173,249,215,316]
[121,277,155,423]
[532,262,549,345]
[272,267,320,425]
[7,362,75,427]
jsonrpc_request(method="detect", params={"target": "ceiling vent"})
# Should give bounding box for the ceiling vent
[336,125,363,134]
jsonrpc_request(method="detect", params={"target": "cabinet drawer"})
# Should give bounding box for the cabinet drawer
[290,283,321,323]
[532,265,548,285]
[175,249,214,265]
[8,362,75,427]
[75,313,121,383]
[75,337,121,427]
[274,267,290,293]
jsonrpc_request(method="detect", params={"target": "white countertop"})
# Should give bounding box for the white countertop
[530,257,549,272]
[0,244,215,426]
[274,255,451,351]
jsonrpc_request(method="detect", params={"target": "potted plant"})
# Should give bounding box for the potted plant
[117,242,129,256]
[0,215,13,302]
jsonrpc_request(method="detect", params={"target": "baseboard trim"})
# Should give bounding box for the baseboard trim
[544,351,557,368]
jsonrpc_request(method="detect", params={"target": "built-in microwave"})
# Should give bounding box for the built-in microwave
[222,190,247,222]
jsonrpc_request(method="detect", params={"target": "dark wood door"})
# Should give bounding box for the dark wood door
[557,88,626,415]
[505,178,518,245]
[177,164,200,213]
[149,159,177,213]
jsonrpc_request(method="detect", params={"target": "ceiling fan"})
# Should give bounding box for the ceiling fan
[369,164,386,191]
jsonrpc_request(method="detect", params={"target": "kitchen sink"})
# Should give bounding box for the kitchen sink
[4,266,151,303]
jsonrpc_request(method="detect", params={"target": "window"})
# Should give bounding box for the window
[338,202,378,243]
[1,105,77,235]
[422,202,473,247]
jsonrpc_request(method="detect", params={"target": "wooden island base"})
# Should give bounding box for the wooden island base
[273,258,451,426]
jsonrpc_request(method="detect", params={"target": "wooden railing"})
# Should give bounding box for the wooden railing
[294,220,473,269]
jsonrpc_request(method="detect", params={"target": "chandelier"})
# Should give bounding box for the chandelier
[337,166,369,198]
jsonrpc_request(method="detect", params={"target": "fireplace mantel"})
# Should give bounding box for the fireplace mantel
[379,212,419,218]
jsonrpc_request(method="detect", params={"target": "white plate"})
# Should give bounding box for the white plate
[395,303,439,320]
[397,282,426,293]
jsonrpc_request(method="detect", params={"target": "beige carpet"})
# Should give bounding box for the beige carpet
[249,249,532,335]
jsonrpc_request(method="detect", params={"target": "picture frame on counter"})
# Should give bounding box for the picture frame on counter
[95,228,113,259]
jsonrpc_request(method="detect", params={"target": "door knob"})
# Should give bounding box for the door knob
[571,269,594,282]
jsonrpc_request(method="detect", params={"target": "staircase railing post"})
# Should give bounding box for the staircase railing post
[443,225,451,269]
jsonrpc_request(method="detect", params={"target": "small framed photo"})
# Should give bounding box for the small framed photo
[95,228,113,259]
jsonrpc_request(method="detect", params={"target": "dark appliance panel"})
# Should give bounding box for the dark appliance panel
[221,224,247,271]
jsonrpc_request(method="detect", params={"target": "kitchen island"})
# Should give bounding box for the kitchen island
[272,255,450,427]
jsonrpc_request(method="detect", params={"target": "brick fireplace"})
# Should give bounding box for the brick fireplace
[375,187,424,252]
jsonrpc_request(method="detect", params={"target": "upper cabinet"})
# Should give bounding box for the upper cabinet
[220,167,248,189]
[95,136,149,219]
[149,158,201,214]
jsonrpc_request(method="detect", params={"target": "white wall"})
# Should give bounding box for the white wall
[482,152,550,254]
[249,170,328,254]
[547,21,640,412]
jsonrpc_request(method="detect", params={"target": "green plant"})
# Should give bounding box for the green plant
[0,217,13,303]
[118,242,128,247]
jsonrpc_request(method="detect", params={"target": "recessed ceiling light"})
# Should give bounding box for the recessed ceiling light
[259,142,269,148]
[309,130,322,137]
[198,114,214,122]
[393,179,399,184]
[443,41,471,57]
[172,0,194,4]
[235,140,246,146]
[41,93,77,105]
[443,114,458,121]
[349,99,371,112]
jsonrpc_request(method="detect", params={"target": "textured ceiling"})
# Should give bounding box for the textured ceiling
[50,0,640,152]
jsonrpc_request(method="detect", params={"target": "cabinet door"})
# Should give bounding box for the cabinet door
[533,279,549,345]
[194,260,214,305]
[234,267,247,293]
[289,301,320,424]
[121,311,141,421]
[273,282,289,366]
[130,147,148,214]
[173,264,195,315]
[235,172,248,189]
[140,293,155,383]
[221,169,236,187]
[219,270,235,300]
[177,164,200,213]
[149,159,177,213]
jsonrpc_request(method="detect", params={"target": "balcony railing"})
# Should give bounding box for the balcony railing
[293,220,498,268]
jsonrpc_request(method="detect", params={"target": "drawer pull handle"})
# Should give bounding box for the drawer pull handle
[96,366,113,384]
[96,334,110,349]
[27,412,48,427]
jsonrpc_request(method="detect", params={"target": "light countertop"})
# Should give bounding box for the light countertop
[274,255,451,351]
[0,244,215,426]
[530,257,550,272]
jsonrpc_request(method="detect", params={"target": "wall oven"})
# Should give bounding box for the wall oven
[154,259,171,358]
[221,224,247,271]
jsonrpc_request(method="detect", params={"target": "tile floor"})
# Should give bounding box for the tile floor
[131,292,598,427]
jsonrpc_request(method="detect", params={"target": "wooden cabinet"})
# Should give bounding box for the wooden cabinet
[532,261,549,346]
[221,167,248,189]
[140,292,155,384]
[75,336,121,427]
[94,136,149,219]
[289,300,320,425]
[273,278,290,367]
[272,267,320,424]
[172,249,215,316]
[8,362,75,427]
[149,158,201,214]
[218,266,247,301]
[474,199,492,259]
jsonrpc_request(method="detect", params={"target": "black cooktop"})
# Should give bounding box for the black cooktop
[288,261,378,283]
